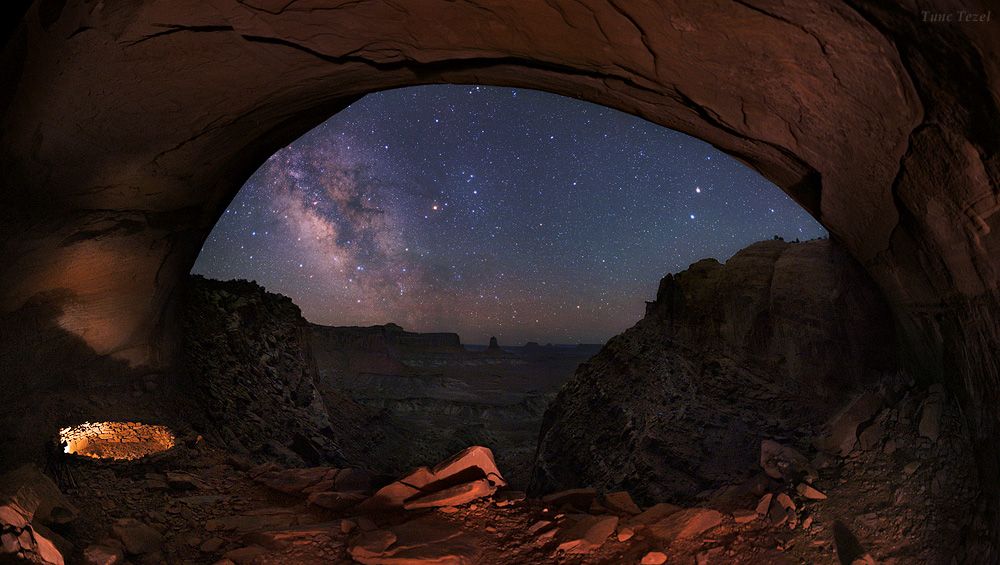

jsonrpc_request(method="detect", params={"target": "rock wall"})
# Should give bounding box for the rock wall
[181,276,345,467]
[532,239,896,504]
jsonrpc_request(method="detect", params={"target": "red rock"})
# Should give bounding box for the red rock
[361,446,504,511]
[641,551,668,564]
[555,515,619,554]
[796,483,827,500]
[602,491,641,515]
[616,526,635,542]
[0,466,78,526]
[428,446,506,488]
[648,508,723,542]
[403,479,495,510]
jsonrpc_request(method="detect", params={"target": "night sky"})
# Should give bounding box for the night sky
[192,85,825,345]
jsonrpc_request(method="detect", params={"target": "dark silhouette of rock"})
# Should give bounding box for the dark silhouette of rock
[182,277,347,467]
[532,240,896,504]
[488,337,501,351]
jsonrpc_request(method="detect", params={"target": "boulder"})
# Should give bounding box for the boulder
[0,466,78,526]
[403,479,495,510]
[361,446,504,511]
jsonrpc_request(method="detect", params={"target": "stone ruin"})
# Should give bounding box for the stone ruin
[58,422,175,461]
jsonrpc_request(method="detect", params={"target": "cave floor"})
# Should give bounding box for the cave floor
[48,384,980,565]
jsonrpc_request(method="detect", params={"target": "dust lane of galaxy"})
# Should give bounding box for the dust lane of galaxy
[192,85,826,345]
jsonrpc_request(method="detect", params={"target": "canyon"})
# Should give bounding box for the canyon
[3,238,987,563]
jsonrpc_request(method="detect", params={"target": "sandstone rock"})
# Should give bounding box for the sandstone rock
[648,508,723,542]
[361,446,504,511]
[641,551,668,564]
[555,515,618,554]
[601,491,641,515]
[404,479,495,510]
[82,543,123,565]
[616,526,635,541]
[0,466,78,526]
[796,483,827,500]
[111,518,163,555]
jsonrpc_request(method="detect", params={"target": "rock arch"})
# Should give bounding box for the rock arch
[1,0,998,547]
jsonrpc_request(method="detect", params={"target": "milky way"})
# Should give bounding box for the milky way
[192,86,825,344]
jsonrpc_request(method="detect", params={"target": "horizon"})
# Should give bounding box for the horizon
[192,85,825,344]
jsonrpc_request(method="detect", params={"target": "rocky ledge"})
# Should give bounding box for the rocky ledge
[532,239,897,504]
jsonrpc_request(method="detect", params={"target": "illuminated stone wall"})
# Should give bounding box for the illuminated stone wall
[59,422,175,461]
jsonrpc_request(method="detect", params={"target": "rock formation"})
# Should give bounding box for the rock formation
[181,276,346,467]
[1,0,999,552]
[532,240,896,503]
